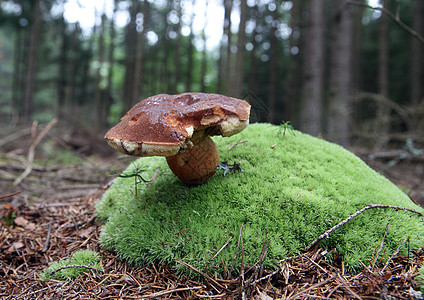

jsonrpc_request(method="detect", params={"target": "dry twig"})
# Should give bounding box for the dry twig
[305,204,423,251]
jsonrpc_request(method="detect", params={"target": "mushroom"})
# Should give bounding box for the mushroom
[105,92,251,185]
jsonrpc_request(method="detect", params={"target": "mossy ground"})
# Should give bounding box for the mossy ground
[40,250,101,281]
[96,123,424,275]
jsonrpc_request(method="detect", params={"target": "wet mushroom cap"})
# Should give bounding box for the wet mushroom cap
[104,92,251,157]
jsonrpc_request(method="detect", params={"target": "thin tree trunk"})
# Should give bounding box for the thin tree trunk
[66,23,80,108]
[283,0,303,122]
[95,12,106,131]
[133,0,148,100]
[376,0,390,149]
[267,1,278,123]
[104,1,118,128]
[228,0,247,98]
[300,0,325,135]
[224,0,233,95]
[122,0,139,114]
[410,0,423,130]
[171,0,182,93]
[11,28,25,120]
[22,0,41,122]
[327,0,353,146]
[57,16,67,117]
[185,0,195,91]
[200,0,209,92]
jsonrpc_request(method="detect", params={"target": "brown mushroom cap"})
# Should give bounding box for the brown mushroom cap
[105,92,251,157]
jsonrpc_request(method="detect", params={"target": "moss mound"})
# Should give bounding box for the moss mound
[96,123,424,275]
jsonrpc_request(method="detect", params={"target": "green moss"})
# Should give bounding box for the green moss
[40,250,101,281]
[96,123,424,275]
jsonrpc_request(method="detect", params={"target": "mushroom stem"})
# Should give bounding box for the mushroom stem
[166,135,219,185]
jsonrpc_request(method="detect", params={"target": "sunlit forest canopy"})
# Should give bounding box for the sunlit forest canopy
[0,0,423,147]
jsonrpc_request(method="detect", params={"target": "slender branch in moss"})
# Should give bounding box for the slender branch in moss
[371,223,390,271]
[381,237,409,273]
[143,285,206,299]
[212,236,233,260]
[227,140,248,151]
[306,204,423,251]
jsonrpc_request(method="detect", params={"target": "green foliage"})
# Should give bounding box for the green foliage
[39,250,101,281]
[96,123,424,276]
[3,211,16,227]
[277,120,295,137]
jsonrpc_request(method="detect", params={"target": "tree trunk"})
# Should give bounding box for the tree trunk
[376,0,390,149]
[228,0,247,98]
[267,1,278,124]
[185,0,195,92]
[283,0,303,123]
[133,0,148,100]
[327,0,353,146]
[224,0,233,95]
[11,28,25,120]
[104,1,118,128]
[171,0,182,93]
[22,0,41,122]
[122,0,139,115]
[94,12,106,131]
[200,0,209,92]
[410,0,424,130]
[57,16,67,117]
[300,0,325,136]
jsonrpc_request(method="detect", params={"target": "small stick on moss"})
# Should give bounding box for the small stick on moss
[229,224,244,279]
[371,223,390,271]
[228,140,248,151]
[146,167,160,187]
[305,204,423,251]
[49,264,101,276]
[143,285,206,299]
[212,236,233,260]
[381,237,409,274]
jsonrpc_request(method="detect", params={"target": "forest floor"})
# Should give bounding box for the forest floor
[1,121,424,299]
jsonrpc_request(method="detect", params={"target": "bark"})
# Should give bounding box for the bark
[122,0,139,115]
[171,0,182,93]
[65,23,80,107]
[283,0,303,122]
[300,0,325,135]
[94,13,106,131]
[376,0,390,149]
[22,0,41,122]
[217,0,232,93]
[200,0,209,92]
[267,1,278,124]
[104,1,118,128]
[410,0,424,130]
[11,28,25,118]
[224,0,233,95]
[185,0,195,91]
[327,0,353,146]
[57,16,67,117]
[228,0,247,98]
[133,0,148,100]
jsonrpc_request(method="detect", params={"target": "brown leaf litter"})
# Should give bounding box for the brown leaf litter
[0,187,423,299]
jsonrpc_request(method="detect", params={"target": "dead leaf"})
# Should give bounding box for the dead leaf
[7,242,24,253]
[14,216,36,231]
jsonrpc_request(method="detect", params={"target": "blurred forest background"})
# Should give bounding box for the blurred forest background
[0,0,423,148]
